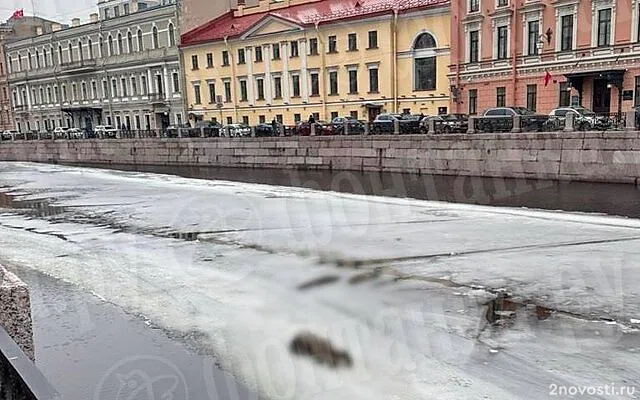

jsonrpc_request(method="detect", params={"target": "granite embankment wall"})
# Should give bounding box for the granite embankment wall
[1,132,640,184]
[0,265,34,360]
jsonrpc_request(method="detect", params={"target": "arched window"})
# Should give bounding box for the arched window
[127,31,133,53]
[412,32,437,91]
[117,33,123,54]
[27,51,32,69]
[35,50,40,68]
[58,45,63,64]
[78,40,83,61]
[99,36,104,57]
[137,29,143,51]
[108,35,114,56]
[152,26,159,49]
[88,39,93,59]
[68,43,73,62]
[168,23,175,47]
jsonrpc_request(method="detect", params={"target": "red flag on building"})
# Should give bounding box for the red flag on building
[544,70,552,87]
[11,9,24,19]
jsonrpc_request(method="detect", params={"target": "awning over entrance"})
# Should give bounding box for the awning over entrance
[563,69,626,114]
[564,69,626,81]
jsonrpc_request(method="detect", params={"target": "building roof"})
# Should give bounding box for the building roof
[181,0,448,47]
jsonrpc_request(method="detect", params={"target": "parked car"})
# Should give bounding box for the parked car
[330,117,365,135]
[372,113,425,134]
[66,128,84,139]
[294,121,333,136]
[547,107,608,131]
[478,107,549,133]
[53,127,70,139]
[254,123,282,137]
[195,121,222,137]
[425,114,469,134]
[165,124,193,138]
[94,125,119,138]
[221,124,251,137]
[1,130,18,140]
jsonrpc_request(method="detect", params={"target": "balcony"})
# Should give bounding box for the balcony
[59,59,97,74]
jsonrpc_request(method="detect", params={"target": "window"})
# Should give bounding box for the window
[292,75,300,97]
[208,82,216,103]
[58,46,63,64]
[68,43,73,62]
[104,8,110,19]
[272,44,280,60]
[88,39,93,59]
[118,33,123,54]
[274,77,282,99]
[127,32,133,54]
[111,79,118,97]
[559,82,571,107]
[130,78,137,96]
[121,78,128,97]
[414,58,436,91]
[496,86,506,107]
[328,36,337,53]
[82,82,88,100]
[526,84,537,111]
[102,81,108,98]
[468,89,477,115]
[348,70,358,94]
[172,73,179,93]
[226,117,233,125]
[191,55,199,70]
[255,46,263,62]
[527,21,539,56]
[168,24,175,47]
[368,31,378,49]
[294,113,301,123]
[141,76,147,95]
[47,87,52,103]
[469,30,479,63]
[108,35,114,56]
[348,33,358,51]
[238,49,245,64]
[369,67,379,92]
[222,51,229,66]
[114,6,120,17]
[242,116,249,125]
[311,73,319,96]
[497,26,508,59]
[71,83,77,100]
[206,53,213,68]
[39,88,44,103]
[309,38,318,55]
[43,49,48,67]
[290,41,299,57]
[329,71,338,95]
[497,0,507,6]
[240,80,248,101]
[137,30,144,51]
[194,84,201,104]
[597,8,612,47]
[123,3,129,14]
[135,115,140,130]
[469,0,479,12]
[331,111,339,120]
[35,51,40,68]
[224,81,232,102]
[152,26,159,49]
[561,15,573,51]
[256,78,265,100]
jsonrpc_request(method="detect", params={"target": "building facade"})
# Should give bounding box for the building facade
[5,0,185,133]
[180,0,233,34]
[1,16,62,131]
[180,0,451,125]
[450,0,640,116]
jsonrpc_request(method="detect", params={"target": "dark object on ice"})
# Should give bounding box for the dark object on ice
[485,293,520,325]
[290,332,353,368]
[296,275,340,290]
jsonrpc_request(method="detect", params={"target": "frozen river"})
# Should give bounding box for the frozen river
[0,162,639,399]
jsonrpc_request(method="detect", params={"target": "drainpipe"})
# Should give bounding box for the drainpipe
[226,36,238,123]
[392,8,398,114]
[511,1,518,106]
[316,22,328,120]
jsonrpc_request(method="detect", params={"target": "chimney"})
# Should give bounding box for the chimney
[51,23,61,32]
[90,13,99,23]
[35,26,43,36]
[71,18,80,27]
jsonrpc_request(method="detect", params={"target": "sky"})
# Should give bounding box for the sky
[1,0,98,24]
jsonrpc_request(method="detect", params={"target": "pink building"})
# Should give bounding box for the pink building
[450,0,640,116]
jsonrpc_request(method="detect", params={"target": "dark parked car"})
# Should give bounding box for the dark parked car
[372,114,425,134]
[331,117,365,135]
[478,107,549,133]
[294,121,333,136]
[165,124,193,138]
[195,121,222,137]
[426,114,469,134]
[254,123,281,137]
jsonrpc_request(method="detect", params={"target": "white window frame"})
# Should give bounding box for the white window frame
[496,0,509,8]
[464,22,482,63]
[633,0,640,44]
[492,17,511,61]
[522,12,542,59]
[591,0,615,48]
[554,3,578,53]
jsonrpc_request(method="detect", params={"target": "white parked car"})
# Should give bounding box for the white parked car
[53,127,69,139]
[222,124,251,137]
[67,128,84,139]
[94,125,119,138]
[1,130,18,140]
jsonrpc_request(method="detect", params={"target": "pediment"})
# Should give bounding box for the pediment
[241,15,304,39]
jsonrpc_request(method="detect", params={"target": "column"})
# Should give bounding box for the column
[300,39,309,102]
[282,42,290,103]
[246,47,254,105]
[163,66,170,100]
[264,44,272,104]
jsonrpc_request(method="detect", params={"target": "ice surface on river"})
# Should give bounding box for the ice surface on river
[0,162,638,399]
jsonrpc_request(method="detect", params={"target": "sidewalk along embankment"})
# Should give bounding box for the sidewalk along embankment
[1,132,640,184]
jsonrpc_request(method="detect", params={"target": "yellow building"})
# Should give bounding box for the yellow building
[180,0,450,125]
